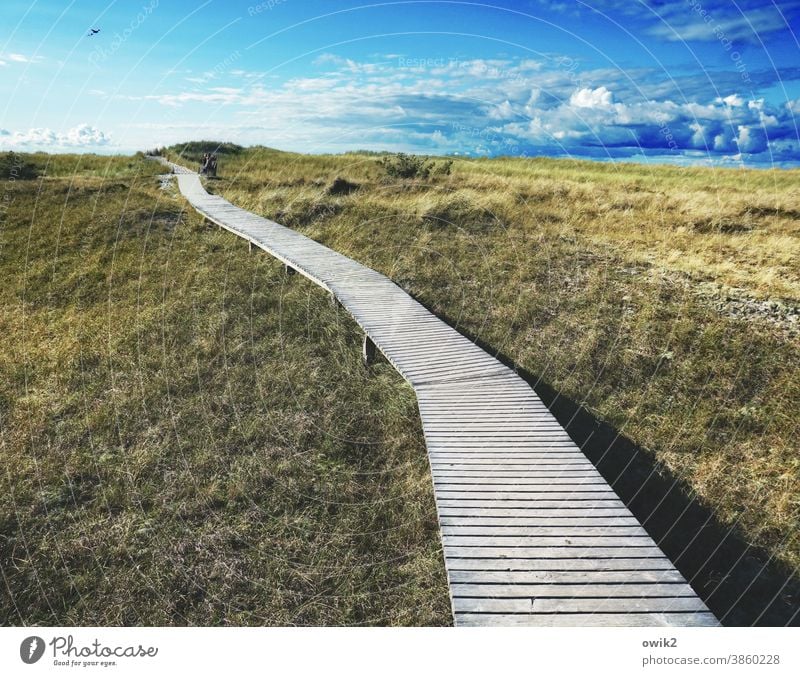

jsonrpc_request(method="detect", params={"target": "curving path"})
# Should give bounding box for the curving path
[159,158,718,627]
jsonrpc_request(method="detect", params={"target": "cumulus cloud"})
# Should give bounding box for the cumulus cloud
[64,124,112,146]
[0,124,112,149]
[488,100,515,120]
[569,86,614,109]
[717,94,745,107]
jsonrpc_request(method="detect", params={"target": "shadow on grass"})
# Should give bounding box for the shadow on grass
[415,303,800,627]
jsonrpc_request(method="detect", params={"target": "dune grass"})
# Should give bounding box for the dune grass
[0,156,449,625]
[163,145,800,577]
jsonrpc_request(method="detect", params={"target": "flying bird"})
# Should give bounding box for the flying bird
[88,28,100,36]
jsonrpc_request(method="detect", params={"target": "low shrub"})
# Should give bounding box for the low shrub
[0,151,40,180]
[327,177,359,195]
[378,153,451,180]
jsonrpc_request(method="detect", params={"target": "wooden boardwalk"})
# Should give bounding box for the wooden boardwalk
[162,159,718,627]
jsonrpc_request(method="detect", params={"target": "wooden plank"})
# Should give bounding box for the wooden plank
[436,487,615,494]
[436,492,619,501]
[432,471,603,477]
[433,473,608,480]
[455,612,719,627]
[445,557,678,571]
[429,456,591,463]
[452,597,709,613]
[442,535,657,547]
[444,546,666,558]
[448,570,687,584]
[431,452,589,459]
[450,582,699,598]
[438,509,635,518]
[439,517,643,527]
[441,526,648,536]
[437,501,628,510]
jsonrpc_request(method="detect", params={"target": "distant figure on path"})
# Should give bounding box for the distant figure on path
[198,152,218,177]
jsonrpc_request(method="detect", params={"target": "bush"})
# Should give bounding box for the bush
[378,153,435,179]
[167,141,244,165]
[435,159,453,176]
[378,153,453,180]
[327,177,359,195]
[0,152,40,180]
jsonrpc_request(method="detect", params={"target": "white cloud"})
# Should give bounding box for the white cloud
[65,124,112,146]
[5,52,42,63]
[718,94,745,107]
[313,53,342,66]
[649,6,790,43]
[488,100,515,120]
[0,124,112,149]
[569,86,614,109]
[138,90,244,107]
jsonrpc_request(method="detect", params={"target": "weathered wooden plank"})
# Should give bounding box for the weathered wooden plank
[436,492,619,501]
[430,456,591,463]
[448,569,687,584]
[438,508,634,518]
[430,460,594,467]
[442,535,656,547]
[432,463,594,469]
[454,612,719,627]
[450,582,698,598]
[441,525,648,536]
[422,413,560,421]
[431,451,589,457]
[437,500,627,510]
[445,557,677,571]
[432,471,602,478]
[436,487,614,495]
[452,597,709,613]
[428,444,578,452]
[434,477,609,485]
[432,472,603,478]
[424,426,569,433]
[439,517,642,527]
[444,546,666,558]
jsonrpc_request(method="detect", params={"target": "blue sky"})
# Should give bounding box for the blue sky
[1,0,799,166]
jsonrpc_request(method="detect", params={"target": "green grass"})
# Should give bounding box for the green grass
[163,144,799,576]
[0,156,449,625]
